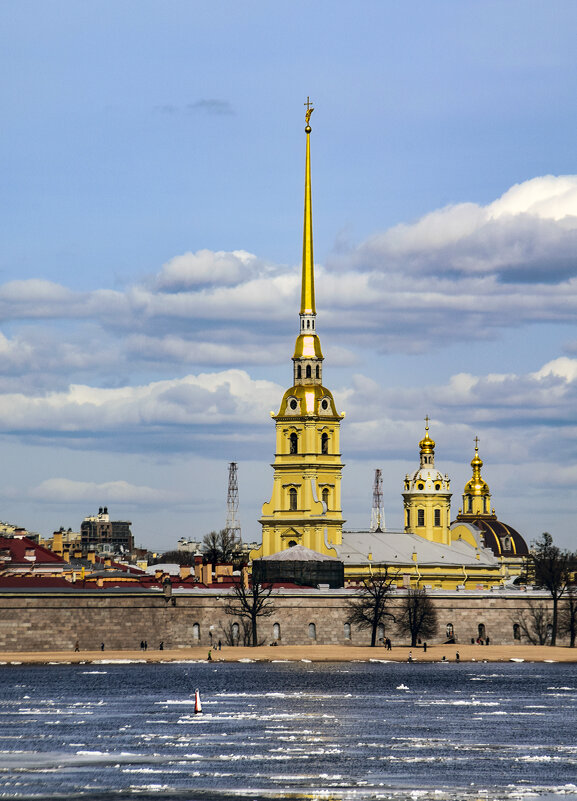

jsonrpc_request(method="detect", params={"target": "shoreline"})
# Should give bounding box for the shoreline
[1,643,576,665]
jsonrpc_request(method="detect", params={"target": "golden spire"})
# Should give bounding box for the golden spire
[301,96,315,316]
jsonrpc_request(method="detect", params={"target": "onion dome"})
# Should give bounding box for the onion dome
[463,441,490,497]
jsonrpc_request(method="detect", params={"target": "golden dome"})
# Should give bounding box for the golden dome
[293,333,324,360]
[419,417,435,454]
[276,383,341,418]
[464,439,490,496]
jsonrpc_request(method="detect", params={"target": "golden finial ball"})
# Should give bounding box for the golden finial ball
[305,125,311,133]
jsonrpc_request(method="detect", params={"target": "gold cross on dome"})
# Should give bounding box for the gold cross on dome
[424,414,430,430]
[474,436,480,450]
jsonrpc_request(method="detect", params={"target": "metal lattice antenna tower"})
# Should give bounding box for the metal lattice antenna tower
[370,468,385,532]
[225,462,241,543]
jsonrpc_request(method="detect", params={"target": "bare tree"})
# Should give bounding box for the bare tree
[525,533,575,645]
[559,588,577,647]
[395,588,438,646]
[346,569,398,646]
[511,600,552,645]
[154,550,196,566]
[203,529,238,564]
[219,619,252,647]
[224,579,275,646]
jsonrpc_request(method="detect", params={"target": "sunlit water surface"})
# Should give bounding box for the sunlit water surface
[0,659,576,800]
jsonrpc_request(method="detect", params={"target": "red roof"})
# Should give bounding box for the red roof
[0,536,65,565]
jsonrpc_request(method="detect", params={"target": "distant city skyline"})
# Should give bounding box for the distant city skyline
[1,2,577,549]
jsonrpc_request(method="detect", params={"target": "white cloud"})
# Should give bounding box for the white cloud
[155,249,262,290]
[30,478,178,504]
[0,370,282,433]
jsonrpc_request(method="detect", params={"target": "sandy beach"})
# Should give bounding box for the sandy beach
[1,643,576,664]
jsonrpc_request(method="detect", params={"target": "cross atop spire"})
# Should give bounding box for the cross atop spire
[474,435,480,450]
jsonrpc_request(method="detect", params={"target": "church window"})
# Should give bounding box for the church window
[290,398,298,410]
[192,623,200,641]
[417,509,424,527]
[321,398,329,410]
[467,495,473,513]
[513,623,521,640]
[418,483,424,490]
[435,483,441,491]
[406,509,410,527]
[344,622,351,640]
[321,433,329,454]
[289,488,297,511]
[308,622,317,640]
[288,540,297,547]
[316,365,320,378]
[446,623,454,639]
[296,366,301,380]
[312,319,315,329]
[273,623,281,641]
[483,496,487,513]
[434,509,441,527]
[322,488,329,509]
[306,365,312,378]
[290,433,298,454]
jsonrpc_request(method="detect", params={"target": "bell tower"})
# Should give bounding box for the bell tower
[253,100,345,559]
[403,418,452,545]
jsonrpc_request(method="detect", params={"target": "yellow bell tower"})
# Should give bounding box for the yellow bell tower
[254,100,345,559]
[403,418,452,545]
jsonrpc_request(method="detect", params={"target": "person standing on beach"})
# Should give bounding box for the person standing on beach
[456,651,460,662]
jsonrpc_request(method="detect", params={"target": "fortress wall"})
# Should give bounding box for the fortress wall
[0,589,563,652]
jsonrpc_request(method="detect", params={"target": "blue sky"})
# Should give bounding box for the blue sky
[2,1,577,551]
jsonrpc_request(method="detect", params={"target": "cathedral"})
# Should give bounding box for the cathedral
[250,104,528,590]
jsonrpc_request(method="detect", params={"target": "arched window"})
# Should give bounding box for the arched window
[513,623,521,640]
[344,622,351,640]
[434,508,441,527]
[289,433,298,454]
[406,509,411,527]
[321,433,329,454]
[322,488,329,509]
[316,365,320,378]
[192,623,200,641]
[273,623,281,641]
[288,540,297,547]
[308,622,316,640]
[296,365,301,379]
[417,509,425,527]
[306,365,312,378]
[232,622,239,643]
[289,488,297,511]
[483,496,487,513]
[306,319,310,328]
[467,495,473,513]
[377,623,385,643]
[446,623,454,639]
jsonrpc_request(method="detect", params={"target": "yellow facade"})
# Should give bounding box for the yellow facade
[252,103,345,560]
[402,421,452,546]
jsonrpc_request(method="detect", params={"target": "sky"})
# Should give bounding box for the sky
[2,1,577,551]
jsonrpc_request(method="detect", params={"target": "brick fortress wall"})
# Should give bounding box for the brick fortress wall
[0,589,565,651]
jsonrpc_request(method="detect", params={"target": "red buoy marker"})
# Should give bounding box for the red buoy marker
[194,689,202,714]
